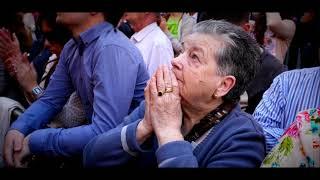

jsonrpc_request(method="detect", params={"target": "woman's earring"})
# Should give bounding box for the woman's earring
[212,94,218,98]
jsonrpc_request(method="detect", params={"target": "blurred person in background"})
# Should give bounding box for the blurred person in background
[159,12,197,57]
[125,12,173,76]
[264,12,296,64]
[2,12,149,168]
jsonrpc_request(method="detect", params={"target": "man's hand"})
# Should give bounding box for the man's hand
[13,135,31,168]
[0,29,21,60]
[14,53,38,93]
[3,130,25,167]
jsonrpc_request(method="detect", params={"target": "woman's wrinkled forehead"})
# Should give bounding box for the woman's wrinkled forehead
[183,33,222,57]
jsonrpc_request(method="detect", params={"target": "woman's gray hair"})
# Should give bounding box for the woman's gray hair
[191,20,261,102]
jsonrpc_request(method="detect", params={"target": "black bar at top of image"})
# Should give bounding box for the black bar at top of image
[1,0,320,12]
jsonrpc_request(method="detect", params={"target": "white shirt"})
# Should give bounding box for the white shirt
[131,22,174,76]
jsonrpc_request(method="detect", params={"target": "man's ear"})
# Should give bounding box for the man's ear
[241,23,251,33]
[214,75,236,98]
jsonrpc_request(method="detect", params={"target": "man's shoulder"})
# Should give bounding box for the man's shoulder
[279,67,320,79]
[98,30,135,49]
[269,67,320,94]
[209,105,264,140]
[95,30,144,62]
[228,106,263,134]
[201,105,264,155]
[63,38,76,49]
[147,27,172,47]
[59,39,76,60]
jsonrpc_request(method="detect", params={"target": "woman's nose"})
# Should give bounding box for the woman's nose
[171,55,183,70]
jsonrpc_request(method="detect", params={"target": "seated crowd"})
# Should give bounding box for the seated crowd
[0,11,319,168]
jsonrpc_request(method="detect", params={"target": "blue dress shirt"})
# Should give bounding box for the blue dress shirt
[10,22,149,157]
[253,67,320,152]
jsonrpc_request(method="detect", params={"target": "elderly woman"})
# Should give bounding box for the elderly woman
[83,20,266,167]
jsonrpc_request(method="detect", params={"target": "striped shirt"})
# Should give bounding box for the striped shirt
[253,67,320,153]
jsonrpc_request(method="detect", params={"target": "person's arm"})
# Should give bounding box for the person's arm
[27,45,149,157]
[9,48,74,136]
[83,125,132,167]
[266,12,296,41]
[12,54,39,103]
[156,140,198,167]
[84,83,150,167]
[83,115,154,167]
[83,100,151,167]
[253,74,287,153]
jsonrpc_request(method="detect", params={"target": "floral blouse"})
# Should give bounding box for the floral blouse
[261,108,320,167]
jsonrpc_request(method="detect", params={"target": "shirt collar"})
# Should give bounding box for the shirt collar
[131,22,158,43]
[73,21,113,46]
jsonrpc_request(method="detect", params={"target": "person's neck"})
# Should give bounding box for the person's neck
[171,13,183,19]
[135,20,155,32]
[181,98,224,136]
[71,18,105,38]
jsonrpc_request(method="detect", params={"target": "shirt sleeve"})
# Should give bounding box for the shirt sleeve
[156,141,199,168]
[28,45,148,157]
[253,75,287,152]
[10,50,74,135]
[83,102,146,167]
[266,12,296,41]
[83,125,130,167]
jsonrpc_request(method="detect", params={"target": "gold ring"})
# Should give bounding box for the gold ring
[165,87,173,93]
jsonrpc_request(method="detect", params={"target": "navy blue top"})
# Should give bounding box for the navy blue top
[84,101,266,167]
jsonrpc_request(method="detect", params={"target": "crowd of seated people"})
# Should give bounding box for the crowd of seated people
[0,10,319,168]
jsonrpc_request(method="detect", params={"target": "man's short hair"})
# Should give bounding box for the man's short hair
[103,11,124,27]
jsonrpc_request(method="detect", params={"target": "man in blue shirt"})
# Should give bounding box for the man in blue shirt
[253,67,320,153]
[3,12,149,167]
